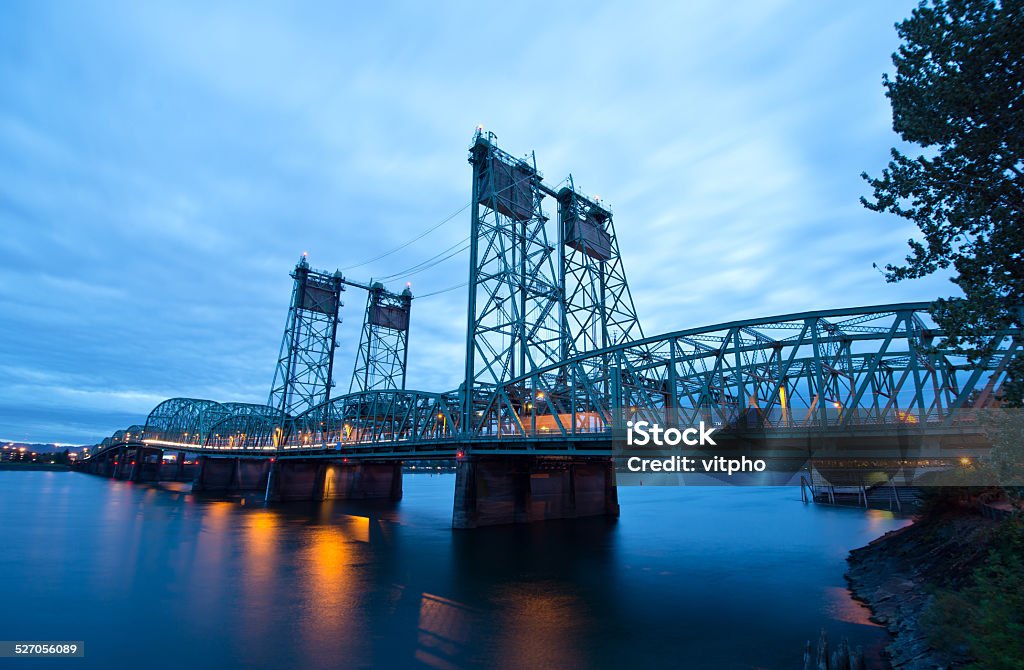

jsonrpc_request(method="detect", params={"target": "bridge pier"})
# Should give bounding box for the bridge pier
[167,451,189,481]
[452,456,619,529]
[111,446,129,480]
[129,446,163,482]
[265,460,403,502]
[192,456,271,493]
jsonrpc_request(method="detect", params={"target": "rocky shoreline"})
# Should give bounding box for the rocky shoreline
[845,511,1002,669]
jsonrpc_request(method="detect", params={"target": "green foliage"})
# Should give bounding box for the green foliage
[917,485,967,516]
[986,410,1024,488]
[922,518,1024,669]
[861,0,1024,406]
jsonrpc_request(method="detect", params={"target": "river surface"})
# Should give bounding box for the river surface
[0,471,910,669]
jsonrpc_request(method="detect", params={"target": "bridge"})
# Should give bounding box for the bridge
[79,130,1020,527]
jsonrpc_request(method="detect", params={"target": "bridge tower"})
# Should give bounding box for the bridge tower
[462,130,562,425]
[350,282,413,392]
[268,255,345,428]
[556,181,643,360]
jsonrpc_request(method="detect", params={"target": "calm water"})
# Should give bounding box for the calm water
[0,471,909,669]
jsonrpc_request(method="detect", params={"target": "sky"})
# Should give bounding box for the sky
[0,0,955,444]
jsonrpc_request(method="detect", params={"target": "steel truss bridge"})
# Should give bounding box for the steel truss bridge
[86,131,1019,479]
[99,304,1016,464]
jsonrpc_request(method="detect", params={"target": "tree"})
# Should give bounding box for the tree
[862,0,1023,406]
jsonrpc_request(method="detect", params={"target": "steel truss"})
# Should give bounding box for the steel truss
[284,389,461,452]
[350,283,413,393]
[463,130,562,428]
[557,181,643,359]
[84,135,1021,462]
[469,303,1020,439]
[268,256,345,426]
[92,303,1019,456]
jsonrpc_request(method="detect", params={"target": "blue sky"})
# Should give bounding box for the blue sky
[0,1,953,444]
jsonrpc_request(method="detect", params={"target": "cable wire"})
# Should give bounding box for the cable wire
[340,202,471,271]
[374,237,471,282]
[414,281,469,299]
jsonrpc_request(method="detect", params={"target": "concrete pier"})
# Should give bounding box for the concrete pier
[154,452,197,481]
[452,456,619,529]
[192,456,272,493]
[79,451,619,529]
[128,446,164,482]
[265,460,403,502]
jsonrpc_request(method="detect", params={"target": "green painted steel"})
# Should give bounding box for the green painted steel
[83,133,1021,465]
[89,302,1017,460]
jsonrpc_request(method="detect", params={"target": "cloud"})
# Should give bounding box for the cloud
[0,0,942,443]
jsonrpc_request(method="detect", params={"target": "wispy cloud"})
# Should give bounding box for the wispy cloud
[1,0,951,443]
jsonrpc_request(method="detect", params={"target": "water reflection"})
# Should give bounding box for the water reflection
[299,525,364,660]
[822,586,881,627]
[416,593,475,670]
[0,472,910,670]
[241,511,279,648]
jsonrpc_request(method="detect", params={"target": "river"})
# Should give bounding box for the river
[0,471,909,669]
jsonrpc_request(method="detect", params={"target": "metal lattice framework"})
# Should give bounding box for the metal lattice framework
[141,398,231,447]
[557,181,643,359]
[463,130,562,428]
[284,389,461,453]
[204,403,281,450]
[350,283,413,393]
[84,132,1021,465]
[268,256,345,425]
[90,311,1018,456]
[469,303,1020,440]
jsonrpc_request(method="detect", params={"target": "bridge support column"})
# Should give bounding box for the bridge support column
[265,460,403,502]
[193,457,271,493]
[452,456,619,529]
[130,446,162,483]
[112,447,129,479]
[174,452,187,480]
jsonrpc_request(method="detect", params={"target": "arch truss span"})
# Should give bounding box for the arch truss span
[141,398,231,449]
[89,400,291,458]
[467,302,1021,439]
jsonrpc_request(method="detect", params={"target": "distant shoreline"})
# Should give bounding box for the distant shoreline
[0,463,71,471]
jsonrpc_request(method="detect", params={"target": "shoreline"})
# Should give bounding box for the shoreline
[845,508,1004,669]
[0,463,71,471]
